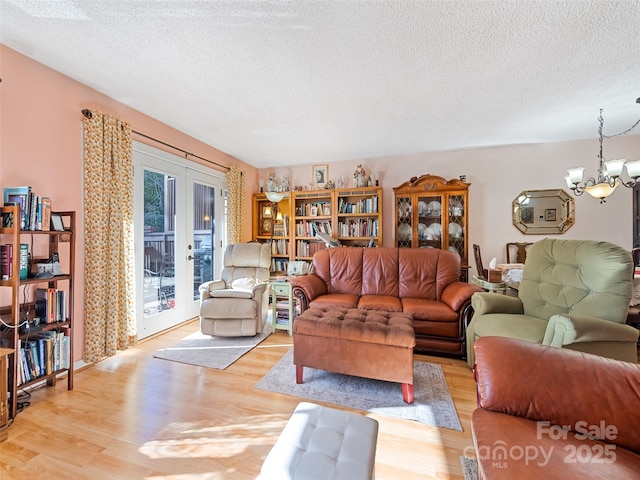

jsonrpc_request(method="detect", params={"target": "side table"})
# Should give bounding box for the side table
[270,278,294,335]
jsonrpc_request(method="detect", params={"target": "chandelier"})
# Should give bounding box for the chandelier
[565,98,640,202]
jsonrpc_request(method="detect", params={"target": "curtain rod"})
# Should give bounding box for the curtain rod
[81,109,231,172]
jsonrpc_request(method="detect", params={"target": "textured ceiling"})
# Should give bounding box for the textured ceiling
[2,0,640,168]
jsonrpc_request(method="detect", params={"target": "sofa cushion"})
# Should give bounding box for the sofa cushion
[313,248,364,296]
[210,288,253,299]
[310,293,359,309]
[398,248,460,300]
[357,295,402,312]
[401,298,458,321]
[361,248,399,297]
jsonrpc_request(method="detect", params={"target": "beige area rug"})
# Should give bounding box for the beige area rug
[153,327,271,370]
[255,348,463,431]
[461,455,478,480]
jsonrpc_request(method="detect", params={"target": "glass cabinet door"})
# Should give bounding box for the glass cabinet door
[447,194,466,261]
[417,194,443,250]
[396,196,413,248]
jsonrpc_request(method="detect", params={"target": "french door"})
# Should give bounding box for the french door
[134,142,226,339]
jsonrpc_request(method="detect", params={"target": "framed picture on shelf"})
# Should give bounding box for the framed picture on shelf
[313,164,328,187]
[259,205,273,235]
[51,213,65,231]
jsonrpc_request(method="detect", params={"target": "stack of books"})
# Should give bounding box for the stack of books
[3,186,52,231]
[274,299,299,326]
[16,330,70,385]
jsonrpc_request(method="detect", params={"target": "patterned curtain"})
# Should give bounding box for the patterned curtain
[82,111,136,363]
[226,166,245,244]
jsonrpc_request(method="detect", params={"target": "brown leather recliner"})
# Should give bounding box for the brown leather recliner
[289,247,482,356]
[472,336,640,479]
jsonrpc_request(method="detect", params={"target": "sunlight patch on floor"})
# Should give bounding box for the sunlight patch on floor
[139,415,286,460]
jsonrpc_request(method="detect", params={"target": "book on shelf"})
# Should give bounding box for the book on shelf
[40,196,52,231]
[19,243,29,280]
[35,287,65,323]
[17,330,69,385]
[0,244,12,280]
[32,331,56,375]
[26,340,40,378]
[3,187,54,231]
[3,186,31,230]
[1,206,15,228]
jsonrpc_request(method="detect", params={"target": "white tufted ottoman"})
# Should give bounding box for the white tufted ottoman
[258,402,379,480]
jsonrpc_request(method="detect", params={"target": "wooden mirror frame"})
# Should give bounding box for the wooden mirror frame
[512,189,575,234]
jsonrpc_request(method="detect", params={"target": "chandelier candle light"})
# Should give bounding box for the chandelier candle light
[565,98,640,202]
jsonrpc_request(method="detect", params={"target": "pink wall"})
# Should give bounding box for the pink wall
[0,45,258,361]
[259,135,639,271]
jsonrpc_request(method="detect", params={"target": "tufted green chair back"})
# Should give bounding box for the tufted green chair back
[519,238,633,324]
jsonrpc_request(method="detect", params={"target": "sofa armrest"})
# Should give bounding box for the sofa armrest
[441,281,483,312]
[474,336,640,453]
[289,274,327,312]
[470,291,523,316]
[543,313,639,345]
[199,280,226,302]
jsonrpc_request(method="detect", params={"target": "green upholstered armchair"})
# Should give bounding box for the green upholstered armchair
[466,238,639,367]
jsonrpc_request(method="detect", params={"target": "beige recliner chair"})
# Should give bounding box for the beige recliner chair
[199,242,271,337]
[466,238,639,367]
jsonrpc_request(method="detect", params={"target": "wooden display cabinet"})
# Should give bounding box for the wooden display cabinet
[393,175,470,280]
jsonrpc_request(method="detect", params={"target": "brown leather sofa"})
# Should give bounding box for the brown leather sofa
[471,336,640,479]
[289,247,482,356]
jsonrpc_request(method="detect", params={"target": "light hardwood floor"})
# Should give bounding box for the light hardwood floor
[0,319,478,479]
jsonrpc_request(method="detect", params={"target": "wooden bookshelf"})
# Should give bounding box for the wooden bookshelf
[253,187,384,271]
[0,206,75,430]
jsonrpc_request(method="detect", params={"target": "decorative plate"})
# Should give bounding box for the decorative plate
[449,222,462,237]
[398,203,411,218]
[418,201,428,216]
[398,223,412,241]
[427,200,441,216]
[427,222,442,237]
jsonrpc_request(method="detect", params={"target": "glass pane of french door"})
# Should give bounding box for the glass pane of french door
[187,170,225,319]
[191,183,215,300]
[143,169,177,317]
[137,159,185,339]
[134,142,226,339]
